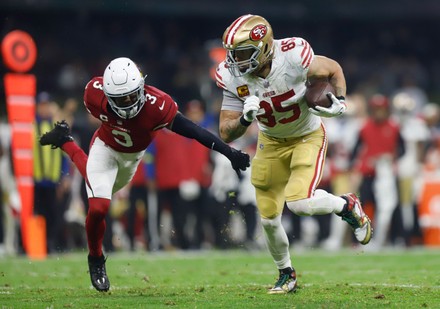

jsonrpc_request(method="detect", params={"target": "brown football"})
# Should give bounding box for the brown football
[305,79,335,110]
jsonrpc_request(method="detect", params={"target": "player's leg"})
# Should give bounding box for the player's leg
[84,137,119,292]
[285,126,372,245]
[321,172,351,250]
[62,142,88,179]
[39,120,88,179]
[251,133,296,294]
[86,140,145,291]
[85,141,144,251]
[284,126,344,214]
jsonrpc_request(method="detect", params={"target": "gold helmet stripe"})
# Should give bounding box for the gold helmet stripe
[224,14,253,46]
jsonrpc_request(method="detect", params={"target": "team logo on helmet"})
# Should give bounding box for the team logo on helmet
[250,25,267,41]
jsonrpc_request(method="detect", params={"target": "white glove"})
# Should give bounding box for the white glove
[308,93,346,118]
[242,95,260,122]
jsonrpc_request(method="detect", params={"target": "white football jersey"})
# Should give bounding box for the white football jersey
[216,37,322,138]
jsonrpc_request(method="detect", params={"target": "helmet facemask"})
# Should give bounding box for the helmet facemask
[226,44,262,77]
[103,57,146,119]
[105,81,145,119]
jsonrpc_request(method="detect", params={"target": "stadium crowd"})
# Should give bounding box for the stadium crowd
[1,8,440,256]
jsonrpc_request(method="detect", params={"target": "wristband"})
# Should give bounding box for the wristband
[239,115,252,127]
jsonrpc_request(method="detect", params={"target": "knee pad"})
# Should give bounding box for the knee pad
[286,178,309,200]
[257,196,283,219]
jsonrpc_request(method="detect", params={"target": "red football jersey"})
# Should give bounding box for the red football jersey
[355,119,401,175]
[154,129,212,189]
[83,77,178,153]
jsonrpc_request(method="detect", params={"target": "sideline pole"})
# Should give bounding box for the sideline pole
[2,30,46,259]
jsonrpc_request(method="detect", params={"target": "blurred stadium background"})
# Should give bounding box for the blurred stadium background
[2,0,440,105]
[1,0,440,258]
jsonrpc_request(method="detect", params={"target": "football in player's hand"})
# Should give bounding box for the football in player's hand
[305,79,335,110]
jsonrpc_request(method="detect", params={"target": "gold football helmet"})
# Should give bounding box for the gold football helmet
[222,14,274,77]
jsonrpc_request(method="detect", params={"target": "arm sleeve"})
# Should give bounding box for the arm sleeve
[397,132,406,159]
[221,90,243,112]
[349,135,363,168]
[170,112,232,158]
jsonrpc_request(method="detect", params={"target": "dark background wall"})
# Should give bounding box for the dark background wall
[1,0,440,113]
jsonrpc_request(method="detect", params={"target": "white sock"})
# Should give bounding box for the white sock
[261,215,291,270]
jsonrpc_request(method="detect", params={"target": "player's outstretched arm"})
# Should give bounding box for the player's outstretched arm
[170,112,250,177]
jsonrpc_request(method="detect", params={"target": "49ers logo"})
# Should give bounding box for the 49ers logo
[250,25,267,41]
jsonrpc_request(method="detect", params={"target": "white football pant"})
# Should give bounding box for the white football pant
[85,136,145,199]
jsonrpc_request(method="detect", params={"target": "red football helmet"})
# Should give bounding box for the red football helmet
[369,94,389,109]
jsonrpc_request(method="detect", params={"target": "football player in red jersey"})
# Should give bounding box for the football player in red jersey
[39,57,250,292]
[216,15,372,294]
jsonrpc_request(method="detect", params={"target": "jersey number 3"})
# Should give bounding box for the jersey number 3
[112,130,133,147]
[257,89,300,127]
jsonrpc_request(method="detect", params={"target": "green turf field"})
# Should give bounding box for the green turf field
[0,248,439,308]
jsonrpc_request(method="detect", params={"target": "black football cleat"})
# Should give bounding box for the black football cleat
[39,120,73,149]
[88,254,110,292]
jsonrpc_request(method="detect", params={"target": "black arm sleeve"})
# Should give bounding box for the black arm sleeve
[170,112,232,158]
[396,132,406,159]
[349,135,362,168]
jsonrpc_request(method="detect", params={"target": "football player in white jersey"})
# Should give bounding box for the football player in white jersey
[216,14,372,294]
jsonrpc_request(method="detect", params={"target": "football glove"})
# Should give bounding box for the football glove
[242,95,260,122]
[227,148,250,178]
[308,93,346,118]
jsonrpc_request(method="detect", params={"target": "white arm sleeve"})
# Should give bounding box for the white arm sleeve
[220,90,243,112]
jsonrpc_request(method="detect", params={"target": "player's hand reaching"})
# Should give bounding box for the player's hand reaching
[242,94,260,122]
[227,148,250,178]
[308,93,346,118]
